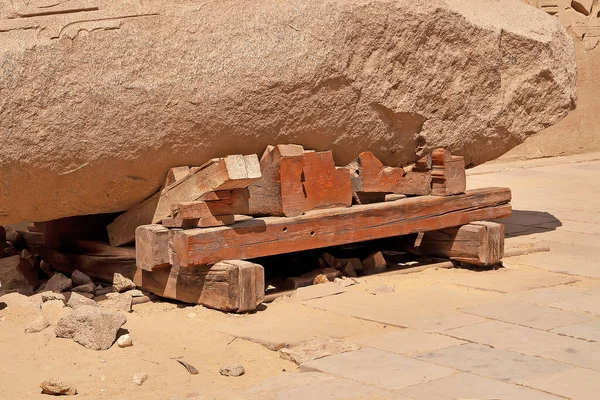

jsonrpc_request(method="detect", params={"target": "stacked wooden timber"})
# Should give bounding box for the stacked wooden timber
[6,145,510,313]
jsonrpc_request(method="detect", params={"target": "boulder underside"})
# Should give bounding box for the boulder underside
[0,0,576,224]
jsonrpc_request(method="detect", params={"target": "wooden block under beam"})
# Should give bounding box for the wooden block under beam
[166,188,511,267]
[302,151,352,211]
[133,260,265,312]
[431,148,466,196]
[136,225,171,271]
[107,154,261,246]
[247,144,305,217]
[414,221,505,266]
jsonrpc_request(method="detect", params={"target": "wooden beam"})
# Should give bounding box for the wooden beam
[302,151,352,211]
[247,144,305,217]
[133,259,265,313]
[107,154,261,246]
[431,148,466,196]
[413,221,505,266]
[165,188,511,267]
[346,151,405,193]
[135,225,171,272]
[162,166,191,189]
[162,214,235,228]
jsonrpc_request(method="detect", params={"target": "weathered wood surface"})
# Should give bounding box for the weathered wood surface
[302,151,352,211]
[162,214,235,229]
[39,247,136,283]
[133,259,265,312]
[135,225,171,272]
[166,187,511,267]
[107,154,261,246]
[414,221,505,265]
[345,151,405,193]
[247,144,305,217]
[431,148,466,196]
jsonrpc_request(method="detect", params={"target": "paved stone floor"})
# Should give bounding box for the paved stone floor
[243,154,600,400]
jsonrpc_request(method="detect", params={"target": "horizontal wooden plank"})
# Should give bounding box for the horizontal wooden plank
[170,187,511,267]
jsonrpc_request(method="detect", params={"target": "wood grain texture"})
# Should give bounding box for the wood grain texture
[135,225,171,272]
[431,148,466,196]
[414,221,504,265]
[107,154,261,246]
[247,144,305,217]
[345,151,405,193]
[302,151,352,211]
[169,188,511,267]
[133,259,264,312]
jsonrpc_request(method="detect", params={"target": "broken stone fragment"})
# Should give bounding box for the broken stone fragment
[99,292,133,313]
[313,274,329,285]
[71,283,95,294]
[131,373,147,386]
[55,305,127,350]
[113,273,136,293]
[362,252,387,276]
[41,292,66,303]
[219,364,245,377]
[45,273,72,293]
[67,292,97,309]
[71,270,93,287]
[24,314,50,333]
[40,379,77,396]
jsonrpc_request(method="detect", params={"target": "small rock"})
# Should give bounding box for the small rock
[24,314,50,333]
[219,364,245,377]
[368,285,395,295]
[71,283,95,294]
[313,274,329,285]
[71,270,92,287]
[67,292,97,309]
[45,273,72,293]
[40,379,77,396]
[117,333,133,348]
[131,372,147,386]
[39,260,54,278]
[99,292,132,313]
[55,305,127,350]
[78,292,95,299]
[41,292,66,303]
[113,273,136,293]
[362,251,387,276]
[187,313,196,319]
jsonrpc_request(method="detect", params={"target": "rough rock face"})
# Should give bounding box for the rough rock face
[55,305,126,350]
[0,0,576,223]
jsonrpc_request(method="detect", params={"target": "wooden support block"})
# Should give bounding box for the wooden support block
[431,148,466,196]
[133,260,264,312]
[302,151,352,211]
[38,246,136,283]
[135,225,171,272]
[346,151,405,193]
[167,188,511,267]
[247,144,305,217]
[414,221,505,266]
[394,171,432,196]
[362,251,387,275]
[162,214,235,229]
[107,154,261,246]
[162,166,191,189]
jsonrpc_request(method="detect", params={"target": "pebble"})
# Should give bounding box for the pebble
[117,333,133,348]
[132,373,148,386]
[219,364,245,377]
[40,379,77,396]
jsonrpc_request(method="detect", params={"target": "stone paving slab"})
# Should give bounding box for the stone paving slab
[300,348,456,391]
[460,300,593,330]
[519,367,600,400]
[400,372,564,400]
[509,252,600,278]
[305,291,487,332]
[549,293,600,316]
[504,287,588,306]
[445,320,600,371]
[245,371,401,400]
[551,320,600,342]
[352,329,464,356]
[415,343,574,382]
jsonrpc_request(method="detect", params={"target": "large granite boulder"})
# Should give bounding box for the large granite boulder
[0,0,576,223]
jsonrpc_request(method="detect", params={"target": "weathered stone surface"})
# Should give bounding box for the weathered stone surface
[219,364,245,377]
[45,273,72,293]
[24,314,50,333]
[279,338,361,365]
[71,283,95,294]
[42,299,71,326]
[41,292,66,303]
[132,373,148,386]
[67,292,97,309]
[113,273,136,293]
[55,305,127,350]
[99,293,133,313]
[40,380,77,396]
[71,270,92,287]
[0,0,575,224]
